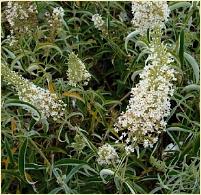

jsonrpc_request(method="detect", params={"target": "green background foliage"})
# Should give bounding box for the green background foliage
[1,1,200,194]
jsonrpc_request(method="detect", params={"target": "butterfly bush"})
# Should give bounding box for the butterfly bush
[97,144,119,165]
[3,1,38,46]
[67,52,91,87]
[131,1,170,34]
[92,14,105,30]
[2,64,66,121]
[114,29,177,154]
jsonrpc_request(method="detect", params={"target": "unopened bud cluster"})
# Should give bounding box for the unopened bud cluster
[114,31,177,153]
[97,144,119,165]
[2,64,66,121]
[131,1,170,34]
[67,52,91,87]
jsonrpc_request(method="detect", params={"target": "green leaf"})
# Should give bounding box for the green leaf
[184,52,199,84]
[34,43,63,56]
[169,2,191,11]
[179,30,184,66]
[29,119,37,131]
[55,158,88,167]
[193,133,200,155]
[166,131,180,150]
[58,112,84,143]
[18,138,28,178]
[26,62,44,75]
[131,70,143,82]
[167,94,195,122]
[4,137,14,165]
[40,118,49,133]
[77,130,97,154]
[66,112,84,121]
[1,169,23,181]
[45,147,67,154]
[166,126,192,133]
[181,84,200,93]
[103,100,122,106]
[125,181,136,194]
[136,49,150,63]
[4,99,41,121]
[129,181,148,194]
[65,164,87,183]
[52,168,74,193]
[48,187,63,194]
[135,40,148,49]
[100,169,114,184]
[25,163,46,170]
[2,46,17,60]
[11,51,33,70]
[125,31,140,53]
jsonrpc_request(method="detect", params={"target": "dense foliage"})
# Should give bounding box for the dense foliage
[1,1,200,194]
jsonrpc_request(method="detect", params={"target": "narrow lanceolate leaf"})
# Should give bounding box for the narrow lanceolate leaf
[131,70,143,82]
[55,158,88,167]
[179,30,184,66]
[34,43,63,55]
[184,52,200,84]
[100,169,114,184]
[169,2,191,11]
[166,126,192,133]
[4,138,14,165]
[48,187,63,194]
[125,30,140,53]
[125,181,136,194]
[11,51,33,70]
[18,138,28,178]
[19,139,37,185]
[181,84,200,93]
[4,99,41,121]
[65,164,87,183]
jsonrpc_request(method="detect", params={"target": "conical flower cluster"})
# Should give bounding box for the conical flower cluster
[114,30,177,153]
[131,1,170,34]
[2,64,66,121]
[67,52,91,87]
[97,144,119,165]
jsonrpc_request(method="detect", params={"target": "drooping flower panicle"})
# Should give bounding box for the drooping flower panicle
[114,30,177,153]
[3,1,38,46]
[97,144,119,165]
[131,1,170,34]
[67,52,91,87]
[2,64,66,121]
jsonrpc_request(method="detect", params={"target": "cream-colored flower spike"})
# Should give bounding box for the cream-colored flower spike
[97,144,119,165]
[1,64,66,121]
[67,52,91,87]
[114,30,177,153]
[131,1,170,34]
